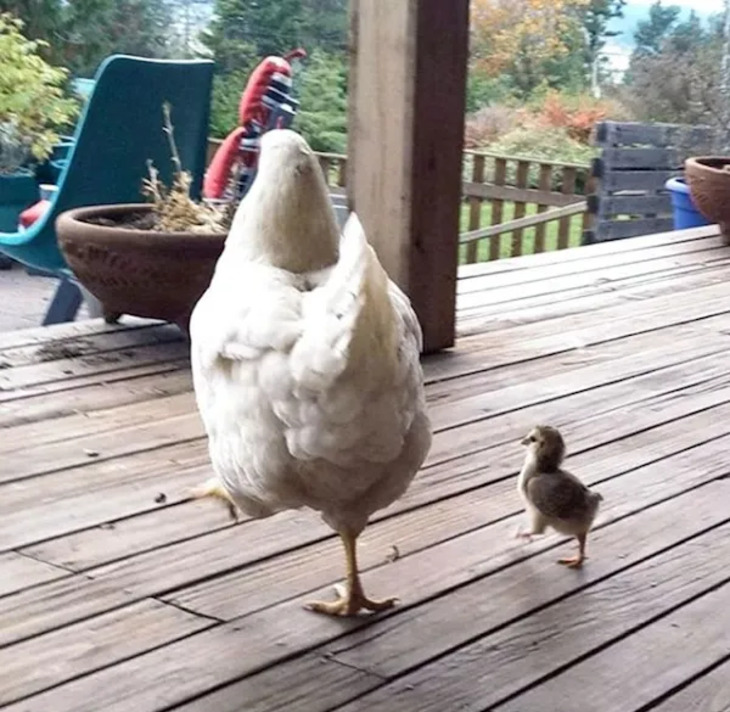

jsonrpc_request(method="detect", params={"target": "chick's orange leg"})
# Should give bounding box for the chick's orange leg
[558,532,587,569]
[189,477,239,522]
[305,531,398,617]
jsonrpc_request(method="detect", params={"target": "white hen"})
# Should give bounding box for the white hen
[189,129,432,616]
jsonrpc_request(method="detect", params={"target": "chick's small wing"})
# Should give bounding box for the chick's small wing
[527,471,591,520]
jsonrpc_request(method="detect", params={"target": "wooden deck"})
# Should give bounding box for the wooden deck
[1,224,729,712]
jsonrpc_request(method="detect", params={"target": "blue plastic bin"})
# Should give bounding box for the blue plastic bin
[665,176,711,229]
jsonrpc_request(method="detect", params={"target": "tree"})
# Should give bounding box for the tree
[577,0,626,95]
[623,8,723,132]
[471,0,589,75]
[470,0,591,97]
[632,1,681,58]
[0,12,79,169]
[204,0,303,73]
[0,0,64,62]
[1,0,174,77]
[60,0,172,76]
[293,48,347,153]
[300,0,347,52]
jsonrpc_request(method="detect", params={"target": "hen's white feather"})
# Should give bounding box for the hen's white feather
[190,130,431,536]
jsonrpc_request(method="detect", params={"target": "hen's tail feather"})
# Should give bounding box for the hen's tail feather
[289,212,370,391]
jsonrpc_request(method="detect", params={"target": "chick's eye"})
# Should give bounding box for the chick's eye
[529,435,537,442]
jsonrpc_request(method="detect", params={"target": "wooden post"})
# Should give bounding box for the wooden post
[347,0,469,353]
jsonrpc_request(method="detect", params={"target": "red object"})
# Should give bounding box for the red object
[203,127,248,201]
[19,199,51,229]
[203,49,307,200]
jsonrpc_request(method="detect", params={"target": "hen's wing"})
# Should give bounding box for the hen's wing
[192,212,426,472]
[526,470,592,521]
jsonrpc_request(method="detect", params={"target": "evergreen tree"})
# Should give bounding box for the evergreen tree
[293,48,347,153]
[204,0,303,73]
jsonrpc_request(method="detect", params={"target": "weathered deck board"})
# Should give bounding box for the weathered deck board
[326,518,730,711]
[457,259,730,335]
[457,230,727,294]
[0,552,66,597]
[0,600,214,706]
[496,582,730,712]
[0,226,728,711]
[651,661,730,712]
[0,363,192,429]
[456,224,719,280]
[457,242,728,309]
[171,487,730,712]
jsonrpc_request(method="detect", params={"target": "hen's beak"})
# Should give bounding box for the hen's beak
[520,436,530,446]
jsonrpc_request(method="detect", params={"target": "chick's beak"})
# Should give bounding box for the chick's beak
[520,436,531,446]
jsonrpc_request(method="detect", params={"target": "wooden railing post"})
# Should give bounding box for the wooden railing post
[489,157,507,261]
[535,163,553,253]
[466,154,486,264]
[511,160,530,256]
[557,167,577,249]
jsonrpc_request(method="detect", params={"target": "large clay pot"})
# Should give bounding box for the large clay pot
[684,157,730,244]
[57,203,226,332]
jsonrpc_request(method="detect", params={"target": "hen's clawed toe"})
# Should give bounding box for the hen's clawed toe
[304,583,398,617]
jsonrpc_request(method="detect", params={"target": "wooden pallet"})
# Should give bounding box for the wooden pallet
[586,120,717,243]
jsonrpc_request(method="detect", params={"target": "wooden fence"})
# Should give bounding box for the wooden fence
[206,138,592,262]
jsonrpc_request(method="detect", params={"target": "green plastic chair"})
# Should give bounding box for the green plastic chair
[0,54,214,321]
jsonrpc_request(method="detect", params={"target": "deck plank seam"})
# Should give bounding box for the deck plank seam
[321,521,730,711]
[11,394,730,594]
[0,361,190,410]
[636,653,730,712]
[456,249,730,310]
[483,578,730,712]
[0,615,221,710]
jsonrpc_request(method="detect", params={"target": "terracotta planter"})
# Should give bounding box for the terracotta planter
[56,203,226,331]
[684,157,730,244]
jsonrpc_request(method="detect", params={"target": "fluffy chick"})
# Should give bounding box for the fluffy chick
[516,425,603,568]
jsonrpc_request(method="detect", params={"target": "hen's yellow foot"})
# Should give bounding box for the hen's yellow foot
[305,583,398,617]
[190,477,239,522]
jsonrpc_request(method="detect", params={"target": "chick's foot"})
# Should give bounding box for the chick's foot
[557,554,585,569]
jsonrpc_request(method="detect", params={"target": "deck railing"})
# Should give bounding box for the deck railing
[206,138,593,262]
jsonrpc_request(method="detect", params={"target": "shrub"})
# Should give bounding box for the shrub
[464,105,522,149]
[489,125,598,165]
[0,12,78,173]
[530,90,633,145]
[485,125,598,191]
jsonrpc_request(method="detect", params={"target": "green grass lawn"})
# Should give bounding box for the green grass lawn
[458,201,585,263]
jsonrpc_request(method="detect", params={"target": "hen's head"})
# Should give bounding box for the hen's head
[256,129,315,184]
[226,129,340,273]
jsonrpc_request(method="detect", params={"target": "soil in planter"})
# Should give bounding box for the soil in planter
[82,209,229,235]
[84,211,158,231]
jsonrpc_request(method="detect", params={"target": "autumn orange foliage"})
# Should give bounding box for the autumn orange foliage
[532,91,631,144]
[470,0,589,76]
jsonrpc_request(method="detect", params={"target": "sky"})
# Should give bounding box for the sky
[604,0,725,73]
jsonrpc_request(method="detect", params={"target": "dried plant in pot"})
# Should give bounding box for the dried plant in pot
[57,104,235,333]
[684,157,730,245]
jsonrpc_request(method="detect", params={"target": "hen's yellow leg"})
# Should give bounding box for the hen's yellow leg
[305,531,398,617]
[189,477,239,522]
